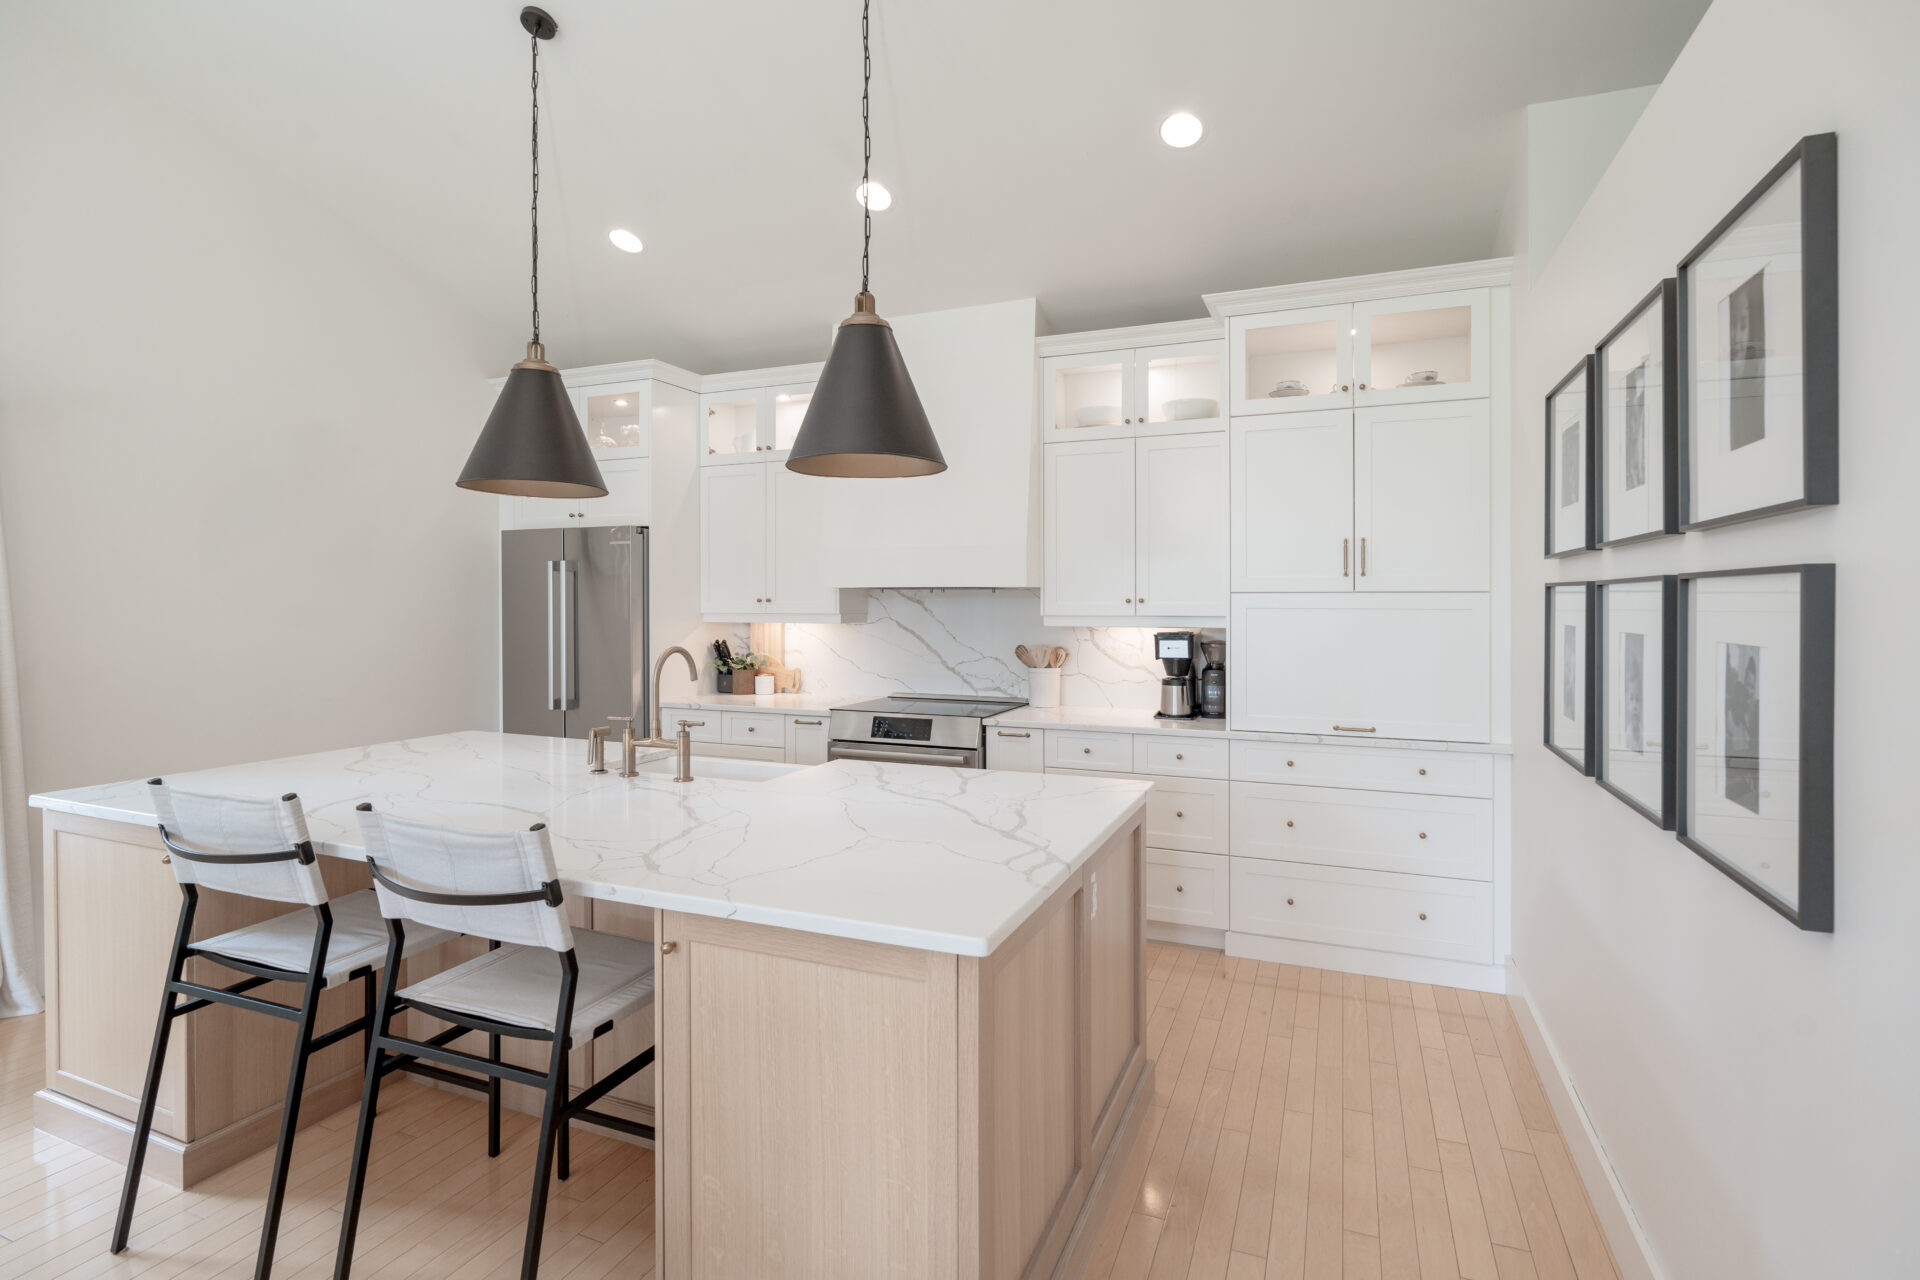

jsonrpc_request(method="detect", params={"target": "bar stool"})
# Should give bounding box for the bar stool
[113,781,457,1280]
[334,806,657,1280]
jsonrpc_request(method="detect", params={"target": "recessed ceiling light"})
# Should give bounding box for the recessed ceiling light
[1159,112,1203,148]
[855,181,892,211]
[607,228,643,254]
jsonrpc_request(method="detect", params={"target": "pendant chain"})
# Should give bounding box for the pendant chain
[861,0,871,296]
[530,28,542,345]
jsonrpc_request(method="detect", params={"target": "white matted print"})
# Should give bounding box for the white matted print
[1600,579,1668,819]
[1545,583,1590,771]
[1685,573,1802,910]
[1546,359,1592,556]
[1598,283,1673,543]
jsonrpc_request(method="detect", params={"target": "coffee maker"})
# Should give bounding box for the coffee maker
[1154,631,1200,719]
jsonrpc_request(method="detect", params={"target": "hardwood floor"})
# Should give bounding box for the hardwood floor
[0,943,1618,1280]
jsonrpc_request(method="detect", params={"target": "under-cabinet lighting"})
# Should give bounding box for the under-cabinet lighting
[613,399,628,407]
[608,228,644,253]
[1159,112,1203,148]
[855,181,892,211]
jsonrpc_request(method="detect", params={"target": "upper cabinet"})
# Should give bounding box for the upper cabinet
[500,368,694,530]
[698,461,865,623]
[1043,338,1224,442]
[1230,288,1489,416]
[701,380,817,466]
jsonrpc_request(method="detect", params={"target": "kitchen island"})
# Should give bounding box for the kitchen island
[31,730,1153,1280]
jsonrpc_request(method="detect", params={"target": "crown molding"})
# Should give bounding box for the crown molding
[697,361,828,394]
[1035,316,1223,359]
[1203,257,1515,318]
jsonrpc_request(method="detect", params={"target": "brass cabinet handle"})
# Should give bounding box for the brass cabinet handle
[795,719,823,726]
[1360,536,1367,576]
[1176,810,1185,819]
[1343,537,1350,577]
[660,941,677,955]
[1358,382,1368,390]
[1175,884,1185,893]
[1340,384,1350,392]
[1286,897,1295,906]
[1175,753,1184,760]
[1333,724,1376,733]
[1125,597,1134,604]
[1286,820,1294,828]
[1287,760,1294,767]
[1418,768,1427,776]
[746,726,756,732]
[1418,832,1427,840]
[996,730,1031,738]
[1418,913,1427,921]
[161,854,171,865]
[1083,747,1092,754]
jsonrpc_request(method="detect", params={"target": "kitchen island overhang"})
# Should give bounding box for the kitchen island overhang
[31,731,1154,1279]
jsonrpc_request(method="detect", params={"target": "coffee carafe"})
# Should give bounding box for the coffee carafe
[1199,640,1226,719]
[1154,631,1200,719]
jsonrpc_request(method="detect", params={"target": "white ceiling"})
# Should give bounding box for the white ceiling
[45,0,1708,373]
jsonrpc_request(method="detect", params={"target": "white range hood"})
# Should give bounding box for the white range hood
[815,297,1041,589]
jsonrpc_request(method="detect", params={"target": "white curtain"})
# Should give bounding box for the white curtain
[0,509,41,1017]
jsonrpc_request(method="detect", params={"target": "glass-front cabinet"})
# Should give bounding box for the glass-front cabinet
[1230,288,1489,415]
[701,377,820,465]
[575,384,648,453]
[1044,339,1223,441]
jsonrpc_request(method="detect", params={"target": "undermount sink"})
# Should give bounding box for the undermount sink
[632,754,803,782]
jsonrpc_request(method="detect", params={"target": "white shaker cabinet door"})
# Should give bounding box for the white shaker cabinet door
[699,463,768,617]
[1231,412,1353,593]
[1354,400,1489,592]
[591,456,653,526]
[768,466,837,616]
[1044,440,1137,618]
[1229,593,1491,742]
[1135,432,1227,620]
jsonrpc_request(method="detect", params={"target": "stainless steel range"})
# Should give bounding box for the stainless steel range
[827,694,1029,769]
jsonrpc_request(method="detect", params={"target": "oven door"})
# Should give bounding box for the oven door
[827,741,982,769]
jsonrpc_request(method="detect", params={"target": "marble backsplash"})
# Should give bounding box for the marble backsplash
[725,590,1221,711]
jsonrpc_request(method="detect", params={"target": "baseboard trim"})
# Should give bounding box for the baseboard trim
[1504,960,1662,1280]
[1225,932,1507,993]
[1145,922,1227,949]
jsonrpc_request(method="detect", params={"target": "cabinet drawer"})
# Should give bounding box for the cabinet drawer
[1232,741,1492,797]
[1144,776,1229,854]
[1045,731,1133,773]
[987,727,1045,773]
[1132,735,1228,779]
[722,712,785,746]
[1230,858,1492,963]
[1231,783,1492,880]
[1144,851,1230,929]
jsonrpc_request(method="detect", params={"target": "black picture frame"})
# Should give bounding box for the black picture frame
[1674,564,1835,931]
[1593,575,1679,828]
[1543,581,1596,775]
[1595,280,1681,546]
[1677,132,1839,530]
[1544,356,1597,558]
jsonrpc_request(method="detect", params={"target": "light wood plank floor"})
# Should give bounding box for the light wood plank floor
[0,944,1619,1280]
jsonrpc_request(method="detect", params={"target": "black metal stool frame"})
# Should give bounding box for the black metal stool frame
[333,836,655,1280]
[111,812,381,1280]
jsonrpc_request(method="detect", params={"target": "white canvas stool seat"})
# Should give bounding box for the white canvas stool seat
[335,807,663,1280]
[196,890,456,988]
[399,930,653,1039]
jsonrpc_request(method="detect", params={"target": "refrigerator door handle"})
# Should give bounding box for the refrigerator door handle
[557,558,578,710]
[547,560,563,711]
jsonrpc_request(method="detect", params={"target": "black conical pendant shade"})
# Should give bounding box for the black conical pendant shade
[786,294,946,478]
[457,346,608,498]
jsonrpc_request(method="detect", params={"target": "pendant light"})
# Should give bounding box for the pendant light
[785,0,946,479]
[458,7,607,499]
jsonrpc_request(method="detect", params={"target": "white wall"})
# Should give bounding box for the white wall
[1515,87,1659,282]
[1510,1,1920,1276]
[0,11,500,947]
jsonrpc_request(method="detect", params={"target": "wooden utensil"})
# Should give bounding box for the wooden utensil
[1050,647,1068,668]
[1015,644,1035,668]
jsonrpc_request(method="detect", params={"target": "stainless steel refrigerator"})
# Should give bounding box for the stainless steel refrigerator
[501,526,650,739]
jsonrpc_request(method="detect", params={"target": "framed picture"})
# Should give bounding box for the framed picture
[1595,575,1678,827]
[1678,133,1838,529]
[1676,565,1834,930]
[1545,356,1596,557]
[1544,582,1595,774]
[1596,281,1680,545]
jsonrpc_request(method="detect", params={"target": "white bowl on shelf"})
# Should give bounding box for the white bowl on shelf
[1161,397,1219,421]
[1400,370,1444,386]
[1074,404,1122,427]
[1267,379,1310,398]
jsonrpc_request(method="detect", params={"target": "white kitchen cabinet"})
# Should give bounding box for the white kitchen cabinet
[986,727,1044,772]
[1143,851,1231,930]
[1230,411,1353,592]
[1043,340,1224,443]
[1230,593,1491,742]
[784,715,829,765]
[1229,289,1488,417]
[699,461,865,623]
[586,456,652,526]
[1044,729,1133,773]
[1353,401,1489,592]
[1043,440,1136,618]
[1230,858,1493,965]
[1230,782,1493,881]
[502,382,654,530]
[1231,740,1493,798]
[571,381,653,456]
[699,464,769,616]
[1135,433,1228,618]
[701,378,818,466]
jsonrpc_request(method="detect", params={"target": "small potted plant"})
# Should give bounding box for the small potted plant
[713,649,768,694]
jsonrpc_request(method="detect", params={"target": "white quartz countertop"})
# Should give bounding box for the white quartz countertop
[661,693,847,714]
[30,731,1150,957]
[985,706,1514,754]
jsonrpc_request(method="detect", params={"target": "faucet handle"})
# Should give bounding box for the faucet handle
[608,716,634,733]
[676,719,706,729]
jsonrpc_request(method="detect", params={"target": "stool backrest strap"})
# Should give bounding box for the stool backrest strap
[147,780,327,907]
[354,807,573,952]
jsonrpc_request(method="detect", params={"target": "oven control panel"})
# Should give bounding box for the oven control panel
[869,716,934,742]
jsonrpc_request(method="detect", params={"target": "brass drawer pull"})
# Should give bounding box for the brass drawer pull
[1418,767,1427,776]
[660,941,677,955]
[1175,753,1184,760]
[1333,724,1376,734]
[1083,747,1092,754]
[1175,885,1185,894]
[1418,913,1427,921]
[1286,897,1294,906]
[996,731,1031,738]
[1175,811,1185,819]
[1286,820,1294,828]
[795,719,823,726]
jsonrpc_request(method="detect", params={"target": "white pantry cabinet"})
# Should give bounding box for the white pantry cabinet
[699,463,864,622]
[1231,402,1488,594]
[1229,593,1491,742]
[1043,434,1227,624]
[1229,288,1490,416]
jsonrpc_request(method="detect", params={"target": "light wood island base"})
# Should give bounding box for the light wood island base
[656,819,1149,1280]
